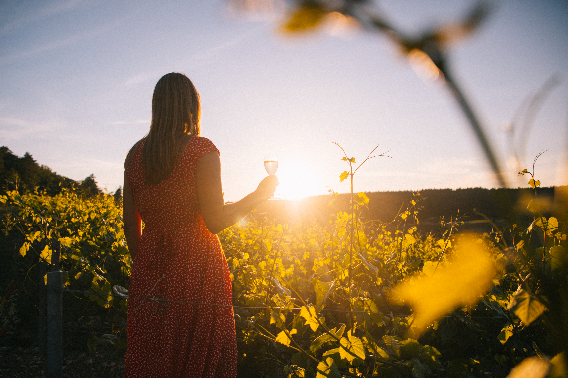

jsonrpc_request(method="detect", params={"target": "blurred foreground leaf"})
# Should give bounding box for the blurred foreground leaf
[506,356,550,378]
[281,2,327,34]
[391,234,496,335]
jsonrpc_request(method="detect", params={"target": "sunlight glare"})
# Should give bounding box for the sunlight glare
[274,158,324,200]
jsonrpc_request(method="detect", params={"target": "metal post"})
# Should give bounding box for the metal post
[38,240,47,357]
[46,270,62,378]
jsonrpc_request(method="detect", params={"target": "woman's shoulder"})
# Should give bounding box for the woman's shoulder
[188,136,219,155]
[125,138,145,168]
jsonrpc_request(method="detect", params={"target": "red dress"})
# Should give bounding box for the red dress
[124,137,237,378]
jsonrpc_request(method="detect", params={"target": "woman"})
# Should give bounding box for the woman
[123,72,278,378]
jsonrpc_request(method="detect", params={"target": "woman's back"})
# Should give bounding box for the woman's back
[124,136,237,378]
[126,136,211,229]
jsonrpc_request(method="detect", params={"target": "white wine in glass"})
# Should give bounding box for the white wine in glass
[264,155,278,176]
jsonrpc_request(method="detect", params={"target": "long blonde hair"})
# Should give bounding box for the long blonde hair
[143,73,201,185]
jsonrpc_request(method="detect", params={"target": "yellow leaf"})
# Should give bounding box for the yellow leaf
[40,245,52,264]
[339,171,349,182]
[497,324,514,345]
[19,242,29,257]
[357,192,369,205]
[275,329,297,346]
[316,357,341,378]
[391,234,496,336]
[300,305,319,332]
[339,330,365,362]
[270,311,286,328]
[59,237,73,247]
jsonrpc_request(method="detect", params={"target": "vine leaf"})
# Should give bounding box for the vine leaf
[275,329,297,346]
[310,325,346,354]
[339,171,349,182]
[316,357,341,378]
[391,234,496,335]
[19,242,30,257]
[508,290,547,326]
[300,305,319,332]
[550,245,568,271]
[339,330,366,362]
[528,178,541,189]
[270,311,286,329]
[497,323,514,345]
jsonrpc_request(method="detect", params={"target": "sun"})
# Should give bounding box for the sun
[273,159,325,200]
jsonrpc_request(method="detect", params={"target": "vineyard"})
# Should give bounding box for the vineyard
[1,174,567,377]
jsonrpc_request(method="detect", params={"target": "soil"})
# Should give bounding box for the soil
[0,345,126,378]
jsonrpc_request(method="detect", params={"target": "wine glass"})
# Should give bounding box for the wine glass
[264,154,279,199]
[264,154,278,176]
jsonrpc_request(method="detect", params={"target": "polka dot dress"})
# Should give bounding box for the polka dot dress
[124,137,237,378]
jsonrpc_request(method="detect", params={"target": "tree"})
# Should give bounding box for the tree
[80,174,102,197]
[113,186,123,204]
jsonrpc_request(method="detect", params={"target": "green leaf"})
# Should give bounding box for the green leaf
[508,290,547,326]
[399,339,421,360]
[550,245,568,271]
[339,171,349,183]
[87,337,98,352]
[362,332,389,360]
[316,357,341,378]
[310,333,336,354]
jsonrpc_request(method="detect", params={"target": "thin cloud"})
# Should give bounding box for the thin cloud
[0,116,61,139]
[1,0,83,35]
[122,26,263,87]
[0,16,119,66]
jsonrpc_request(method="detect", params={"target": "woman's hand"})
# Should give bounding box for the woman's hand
[197,152,279,234]
[255,175,279,201]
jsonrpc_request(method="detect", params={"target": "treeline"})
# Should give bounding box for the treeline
[259,186,568,231]
[3,145,565,227]
[0,146,112,198]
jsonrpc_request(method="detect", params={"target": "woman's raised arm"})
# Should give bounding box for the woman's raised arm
[196,151,278,234]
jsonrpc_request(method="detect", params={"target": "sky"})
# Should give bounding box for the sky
[1,0,567,202]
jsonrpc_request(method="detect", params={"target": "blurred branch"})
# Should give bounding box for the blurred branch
[237,0,510,186]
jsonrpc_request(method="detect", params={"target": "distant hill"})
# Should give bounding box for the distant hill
[257,186,568,233]
[0,146,103,197]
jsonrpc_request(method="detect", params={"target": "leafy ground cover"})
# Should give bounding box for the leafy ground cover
[0,182,567,377]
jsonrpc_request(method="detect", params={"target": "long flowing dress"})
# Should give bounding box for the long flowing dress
[124,137,237,378]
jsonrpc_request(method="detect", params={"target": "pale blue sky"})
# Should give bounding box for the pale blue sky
[1,0,567,201]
